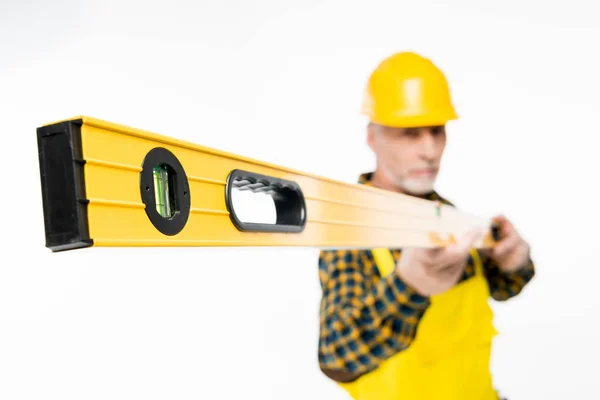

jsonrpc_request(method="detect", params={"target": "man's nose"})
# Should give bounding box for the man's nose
[419,133,436,159]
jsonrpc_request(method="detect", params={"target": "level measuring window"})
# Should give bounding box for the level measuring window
[152,163,177,219]
[140,147,191,236]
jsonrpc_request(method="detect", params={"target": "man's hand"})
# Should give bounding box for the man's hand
[489,215,531,273]
[396,229,485,297]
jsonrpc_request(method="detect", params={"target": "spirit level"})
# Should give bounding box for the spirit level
[36,116,498,252]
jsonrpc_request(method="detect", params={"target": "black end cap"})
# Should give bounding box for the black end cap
[37,119,93,252]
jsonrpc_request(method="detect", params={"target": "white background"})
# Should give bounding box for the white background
[1,0,599,399]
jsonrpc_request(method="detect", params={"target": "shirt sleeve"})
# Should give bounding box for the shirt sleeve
[317,248,430,382]
[480,252,536,301]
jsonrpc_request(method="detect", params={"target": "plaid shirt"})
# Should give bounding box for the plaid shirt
[317,172,536,382]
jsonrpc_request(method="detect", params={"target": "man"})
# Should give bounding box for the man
[317,52,535,400]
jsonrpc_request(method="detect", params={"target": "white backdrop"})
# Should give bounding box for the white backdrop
[1,0,599,399]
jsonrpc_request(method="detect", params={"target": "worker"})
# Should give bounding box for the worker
[316,52,535,400]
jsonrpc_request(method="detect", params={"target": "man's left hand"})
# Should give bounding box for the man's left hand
[490,215,531,272]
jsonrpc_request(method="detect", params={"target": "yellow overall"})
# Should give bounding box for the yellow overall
[338,248,499,400]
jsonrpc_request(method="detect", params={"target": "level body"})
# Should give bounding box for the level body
[36,116,495,252]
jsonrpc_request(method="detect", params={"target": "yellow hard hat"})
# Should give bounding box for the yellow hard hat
[361,52,458,127]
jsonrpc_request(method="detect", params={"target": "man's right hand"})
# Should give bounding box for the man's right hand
[396,229,485,297]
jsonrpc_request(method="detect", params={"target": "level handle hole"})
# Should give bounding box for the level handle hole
[225,169,306,233]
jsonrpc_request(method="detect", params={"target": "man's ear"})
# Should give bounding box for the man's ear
[366,123,376,152]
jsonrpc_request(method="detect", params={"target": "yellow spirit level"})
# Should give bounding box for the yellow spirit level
[36,116,498,252]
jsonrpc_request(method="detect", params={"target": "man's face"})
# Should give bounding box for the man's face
[367,123,447,195]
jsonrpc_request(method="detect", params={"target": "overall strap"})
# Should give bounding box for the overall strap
[469,248,484,276]
[371,248,396,277]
